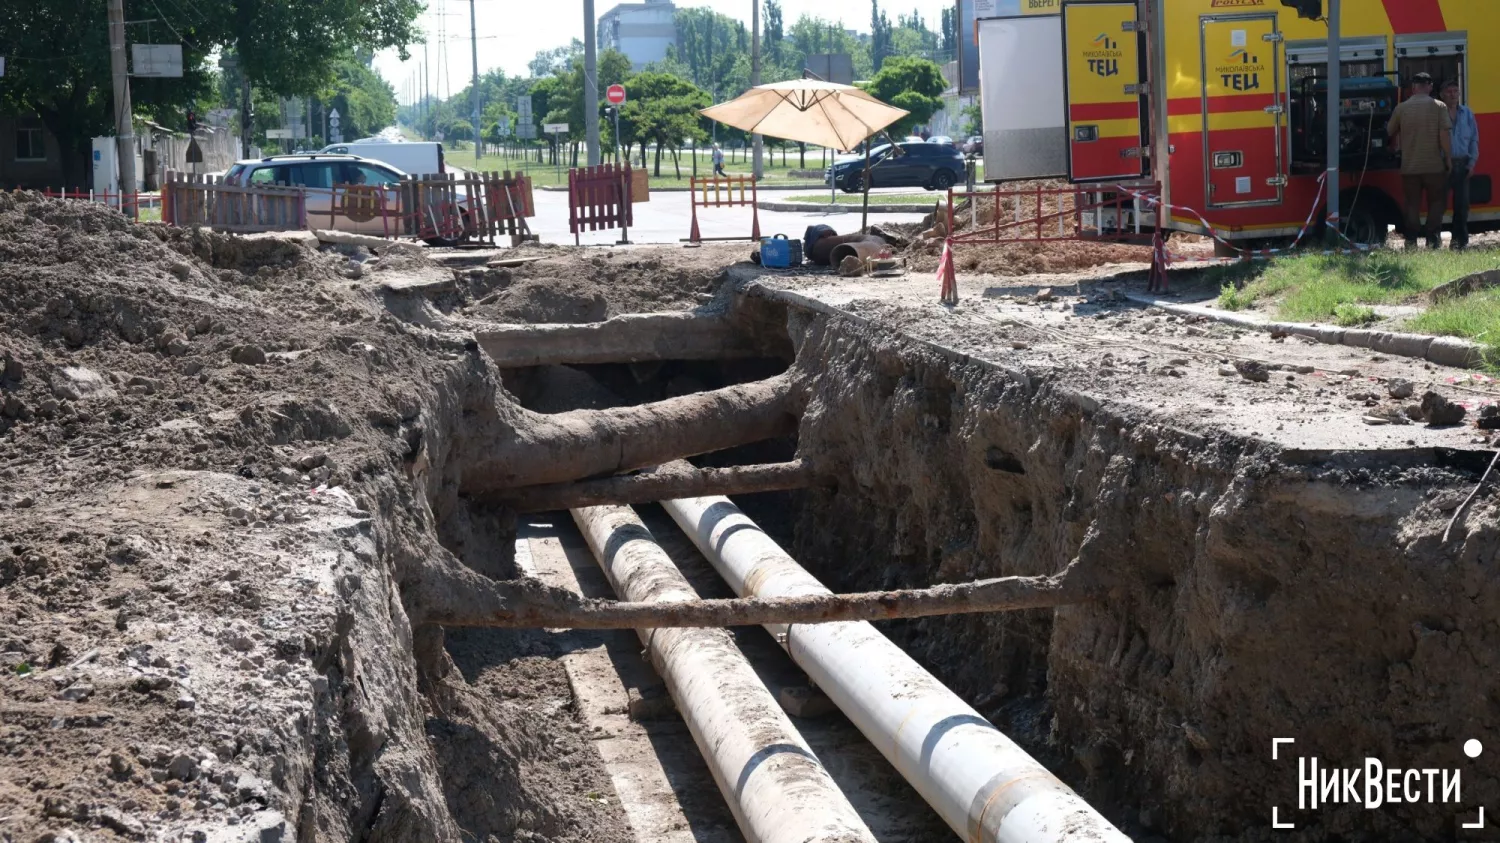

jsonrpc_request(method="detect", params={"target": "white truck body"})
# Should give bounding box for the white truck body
[318,141,446,177]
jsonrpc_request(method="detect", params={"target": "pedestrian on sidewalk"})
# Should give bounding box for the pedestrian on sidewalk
[712,143,726,177]
[1387,72,1453,249]
[1441,79,1479,251]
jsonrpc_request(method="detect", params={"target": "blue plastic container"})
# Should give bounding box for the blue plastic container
[760,234,799,268]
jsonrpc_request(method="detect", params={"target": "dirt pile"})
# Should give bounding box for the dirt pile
[875,178,1213,276]
[0,192,633,842]
[458,245,746,325]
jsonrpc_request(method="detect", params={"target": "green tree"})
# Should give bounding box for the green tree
[672,8,747,97]
[529,41,582,78]
[320,56,397,143]
[0,0,419,185]
[861,56,945,135]
[616,72,710,176]
[538,49,631,164]
[960,103,983,137]
[764,0,785,64]
[940,7,957,57]
[787,16,873,81]
[870,0,894,71]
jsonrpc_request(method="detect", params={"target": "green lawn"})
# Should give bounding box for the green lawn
[1213,248,1500,346]
[784,192,942,206]
[461,145,986,188]
[466,147,835,188]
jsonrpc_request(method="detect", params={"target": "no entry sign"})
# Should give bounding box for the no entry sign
[606,84,626,105]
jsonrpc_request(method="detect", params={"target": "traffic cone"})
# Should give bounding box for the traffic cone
[750,205,761,241]
[1147,229,1168,293]
[938,239,958,305]
[689,204,701,243]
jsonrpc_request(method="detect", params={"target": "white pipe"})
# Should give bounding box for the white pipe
[570,504,877,843]
[662,495,1129,843]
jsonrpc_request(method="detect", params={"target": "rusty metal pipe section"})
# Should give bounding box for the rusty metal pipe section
[570,504,878,843]
[662,494,1129,843]
[826,239,888,268]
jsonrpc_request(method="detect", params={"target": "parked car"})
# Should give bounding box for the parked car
[825,142,966,192]
[317,141,447,177]
[963,135,984,155]
[223,154,474,242]
[927,135,955,147]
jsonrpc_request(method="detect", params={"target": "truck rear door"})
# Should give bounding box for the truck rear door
[1062,1,1147,183]
[1200,14,1285,208]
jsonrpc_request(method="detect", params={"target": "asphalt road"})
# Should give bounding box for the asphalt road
[527,187,934,246]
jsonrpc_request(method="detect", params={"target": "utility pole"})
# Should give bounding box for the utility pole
[470,0,482,167]
[752,0,763,180]
[584,0,600,166]
[106,0,137,195]
[1324,0,1341,246]
[423,39,430,139]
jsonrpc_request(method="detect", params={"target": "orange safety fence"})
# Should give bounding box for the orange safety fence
[687,175,760,243]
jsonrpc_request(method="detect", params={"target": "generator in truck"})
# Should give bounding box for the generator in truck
[976,0,1496,249]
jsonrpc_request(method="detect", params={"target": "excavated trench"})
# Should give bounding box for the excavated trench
[3,196,1493,841]
[404,263,1500,842]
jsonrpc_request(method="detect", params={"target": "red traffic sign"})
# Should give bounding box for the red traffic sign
[606,84,626,105]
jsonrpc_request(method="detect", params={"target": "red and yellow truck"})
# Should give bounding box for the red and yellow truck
[977,0,1494,246]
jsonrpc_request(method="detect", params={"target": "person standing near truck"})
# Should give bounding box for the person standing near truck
[1441,79,1479,251]
[1387,72,1453,249]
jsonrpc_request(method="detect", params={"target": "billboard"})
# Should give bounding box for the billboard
[131,44,183,78]
[804,54,855,85]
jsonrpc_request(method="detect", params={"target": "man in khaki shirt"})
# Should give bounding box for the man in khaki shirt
[1387,72,1453,249]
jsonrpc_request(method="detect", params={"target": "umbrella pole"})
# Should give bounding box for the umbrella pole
[861,136,872,233]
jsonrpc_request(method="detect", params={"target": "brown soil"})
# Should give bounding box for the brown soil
[458,246,746,325]
[0,191,636,842]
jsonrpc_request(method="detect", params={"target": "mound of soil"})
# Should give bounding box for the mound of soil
[462,245,747,325]
[0,192,632,842]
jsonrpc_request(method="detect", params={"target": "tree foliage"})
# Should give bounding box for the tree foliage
[861,56,946,135]
[870,0,894,72]
[0,0,419,182]
[615,72,711,176]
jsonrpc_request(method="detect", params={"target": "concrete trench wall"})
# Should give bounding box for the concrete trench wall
[782,310,1500,840]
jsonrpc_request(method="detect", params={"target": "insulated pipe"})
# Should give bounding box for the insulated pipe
[662,496,1130,843]
[570,504,877,843]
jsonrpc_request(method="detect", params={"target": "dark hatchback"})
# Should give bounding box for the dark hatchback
[825,142,966,193]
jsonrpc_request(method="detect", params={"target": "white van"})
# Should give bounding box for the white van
[318,141,447,176]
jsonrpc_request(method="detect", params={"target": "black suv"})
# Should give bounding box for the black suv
[826,142,966,193]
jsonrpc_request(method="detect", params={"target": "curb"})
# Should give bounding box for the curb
[757,199,938,214]
[1122,293,1488,369]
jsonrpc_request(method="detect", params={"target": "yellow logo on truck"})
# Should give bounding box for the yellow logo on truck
[1214,49,1266,92]
[1086,34,1124,77]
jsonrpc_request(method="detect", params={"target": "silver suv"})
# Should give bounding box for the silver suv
[224,154,473,241]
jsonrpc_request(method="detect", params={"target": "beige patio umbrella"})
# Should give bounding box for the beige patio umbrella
[700,79,909,152]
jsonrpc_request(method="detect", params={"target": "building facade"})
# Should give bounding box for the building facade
[597,0,677,71]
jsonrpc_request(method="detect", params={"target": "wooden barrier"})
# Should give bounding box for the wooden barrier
[162,170,535,244]
[568,163,633,246]
[389,171,535,245]
[688,175,760,243]
[162,172,307,232]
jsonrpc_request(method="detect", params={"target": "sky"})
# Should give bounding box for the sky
[372,0,956,103]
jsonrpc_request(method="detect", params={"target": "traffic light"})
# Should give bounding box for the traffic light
[1280,0,1322,20]
[186,110,197,134]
